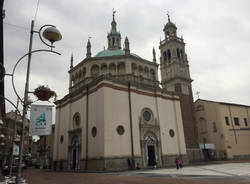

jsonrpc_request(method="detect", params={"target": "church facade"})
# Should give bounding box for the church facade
[53,14,191,171]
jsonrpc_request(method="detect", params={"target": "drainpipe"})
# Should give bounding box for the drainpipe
[85,85,89,170]
[246,107,250,126]
[128,82,134,166]
[173,99,181,156]
[228,105,237,144]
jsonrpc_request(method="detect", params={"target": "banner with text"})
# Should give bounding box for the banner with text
[30,105,53,136]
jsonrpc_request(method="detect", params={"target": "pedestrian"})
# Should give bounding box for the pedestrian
[136,163,140,170]
[153,159,157,169]
[127,158,131,170]
[175,158,179,170]
[178,158,183,169]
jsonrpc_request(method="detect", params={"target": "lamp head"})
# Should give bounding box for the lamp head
[42,26,62,45]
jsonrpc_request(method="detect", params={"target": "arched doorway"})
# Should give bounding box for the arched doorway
[71,136,79,170]
[145,135,157,166]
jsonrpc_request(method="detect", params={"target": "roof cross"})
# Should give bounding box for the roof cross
[167,11,170,21]
[112,8,116,20]
[196,91,200,99]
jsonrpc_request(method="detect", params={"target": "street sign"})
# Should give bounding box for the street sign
[13,143,19,156]
[30,104,53,136]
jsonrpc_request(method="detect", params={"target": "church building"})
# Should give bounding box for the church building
[53,13,191,171]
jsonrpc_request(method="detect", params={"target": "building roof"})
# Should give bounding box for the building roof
[94,49,141,58]
[195,99,250,108]
[108,30,121,36]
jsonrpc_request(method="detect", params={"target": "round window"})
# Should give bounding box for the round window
[143,111,151,121]
[60,135,64,144]
[169,129,175,137]
[117,125,125,135]
[92,127,97,137]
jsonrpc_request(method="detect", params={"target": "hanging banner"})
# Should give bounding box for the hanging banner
[13,143,19,156]
[30,105,53,136]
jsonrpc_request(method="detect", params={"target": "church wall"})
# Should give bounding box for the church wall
[174,100,187,154]
[157,97,186,155]
[53,108,60,160]
[88,87,105,158]
[103,84,131,157]
[130,88,160,156]
[54,102,71,161]
[70,96,86,160]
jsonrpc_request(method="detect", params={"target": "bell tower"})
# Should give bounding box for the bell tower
[159,15,198,149]
[159,15,191,93]
[107,9,121,50]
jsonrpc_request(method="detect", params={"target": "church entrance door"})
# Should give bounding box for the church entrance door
[145,135,157,166]
[71,136,79,171]
[147,145,156,166]
[72,148,77,170]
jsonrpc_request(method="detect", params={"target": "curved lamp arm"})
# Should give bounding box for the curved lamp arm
[11,49,61,104]
[0,95,22,116]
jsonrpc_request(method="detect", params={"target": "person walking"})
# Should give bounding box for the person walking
[127,158,131,170]
[178,158,183,169]
[175,158,179,170]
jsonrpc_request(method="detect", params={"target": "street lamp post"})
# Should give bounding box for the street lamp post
[15,20,62,183]
[0,18,61,182]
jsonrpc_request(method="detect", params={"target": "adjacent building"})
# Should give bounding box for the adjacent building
[0,111,30,166]
[38,124,55,168]
[194,99,250,160]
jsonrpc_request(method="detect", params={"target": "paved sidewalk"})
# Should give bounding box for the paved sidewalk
[1,162,250,183]
[110,162,250,183]
[127,162,250,176]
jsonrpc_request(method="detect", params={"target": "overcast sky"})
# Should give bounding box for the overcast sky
[3,0,250,114]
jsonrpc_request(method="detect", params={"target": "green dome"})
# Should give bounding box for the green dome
[108,30,121,36]
[94,49,141,58]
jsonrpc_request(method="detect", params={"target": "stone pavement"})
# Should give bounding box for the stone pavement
[112,162,250,183]
[0,161,250,184]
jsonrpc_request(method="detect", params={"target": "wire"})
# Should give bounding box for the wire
[4,22,29,31]
[34,0,40,21]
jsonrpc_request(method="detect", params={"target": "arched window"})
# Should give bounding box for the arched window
[163,51,167,62]
[101,64,107,74]
[177,48,180,59]
[138,65,143,73]
[82,67,86,78]
[117,62,125,74]
[131,63,137,75]
[73,112,81,129]
[75,72,78,81]
[71,75,75,86]
[167,49,171,61]
[79,70,82,79]
[150,69,155,80]
[91,65,100,77]
[180,50,184,60]
[109,63,116,75]
[112,38,115,46]
[144,67,149,78]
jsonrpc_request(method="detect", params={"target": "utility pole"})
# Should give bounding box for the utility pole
[0,0,5,117]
